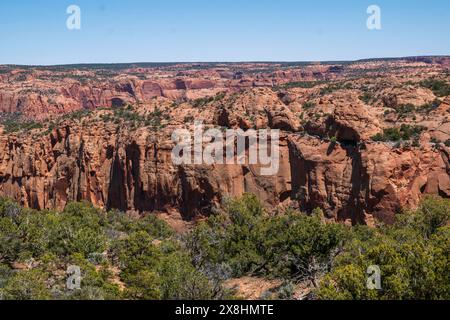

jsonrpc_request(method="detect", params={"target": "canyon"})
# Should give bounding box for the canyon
[0,58,449,225]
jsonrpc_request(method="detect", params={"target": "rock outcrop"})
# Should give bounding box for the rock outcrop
[0,120,292,220]
[288,135,449,224]
[0,59,449,224]
[0,63,338,119]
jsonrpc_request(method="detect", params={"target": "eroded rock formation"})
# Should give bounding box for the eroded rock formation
[0,59,449,224]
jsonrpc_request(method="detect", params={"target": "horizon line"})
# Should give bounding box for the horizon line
[1,55,449,68]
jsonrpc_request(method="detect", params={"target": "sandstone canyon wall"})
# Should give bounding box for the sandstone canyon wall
[0,60,449,225]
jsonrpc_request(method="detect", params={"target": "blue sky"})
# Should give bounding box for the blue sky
[0,0,449,65]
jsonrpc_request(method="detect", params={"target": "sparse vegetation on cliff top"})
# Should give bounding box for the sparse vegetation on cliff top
[371,124,426,142]
[421,78,450,97]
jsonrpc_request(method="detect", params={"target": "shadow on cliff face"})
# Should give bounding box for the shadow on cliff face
[288,134,388,225]
[107,152,128,211]
[325,115,360,146]
[107,142,157,212]
[126,142,145,211]
[111,97,127,108]
[106,140,187,215]
[178,166,217,220]
[336,146,370,225]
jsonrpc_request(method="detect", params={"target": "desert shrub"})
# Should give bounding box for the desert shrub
[62,110,92,121]
[124,269,162,300]
[316,196,450,300]
[0,198,219,300]
[157,250,215,300]
[192,92,225,108]
[395,103,415,116]
[62,253,122,300]
[112,232,217,300]
[104,210,174,240]
[0,201,110,262]
[399,124,425,140]
[394,196,450,238]
[283,81,325,89]
[430,137,441,144]
[0,217,21,263]
[263,211,347,282]
[48,202,107,258]
[302,101,316,110]
[187,194,348,281]
[372,128,401,142]
[0,114,44,133]
[359,92,375,105]
[319,82,352,95]
[385,100,440,117]
[0,195,448,300]
[111,231,162,281]
[417,99,441,113]
[445,139,450,147]
[103,105,167,130]
[421,79,450,97]
[372,125,425,142]
[186,195,265,277]
[1,269,51,300]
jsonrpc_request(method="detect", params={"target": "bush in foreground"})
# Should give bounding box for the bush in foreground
[0,195,448,300]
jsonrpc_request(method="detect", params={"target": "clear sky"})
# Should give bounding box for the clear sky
[0,0,449,65]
